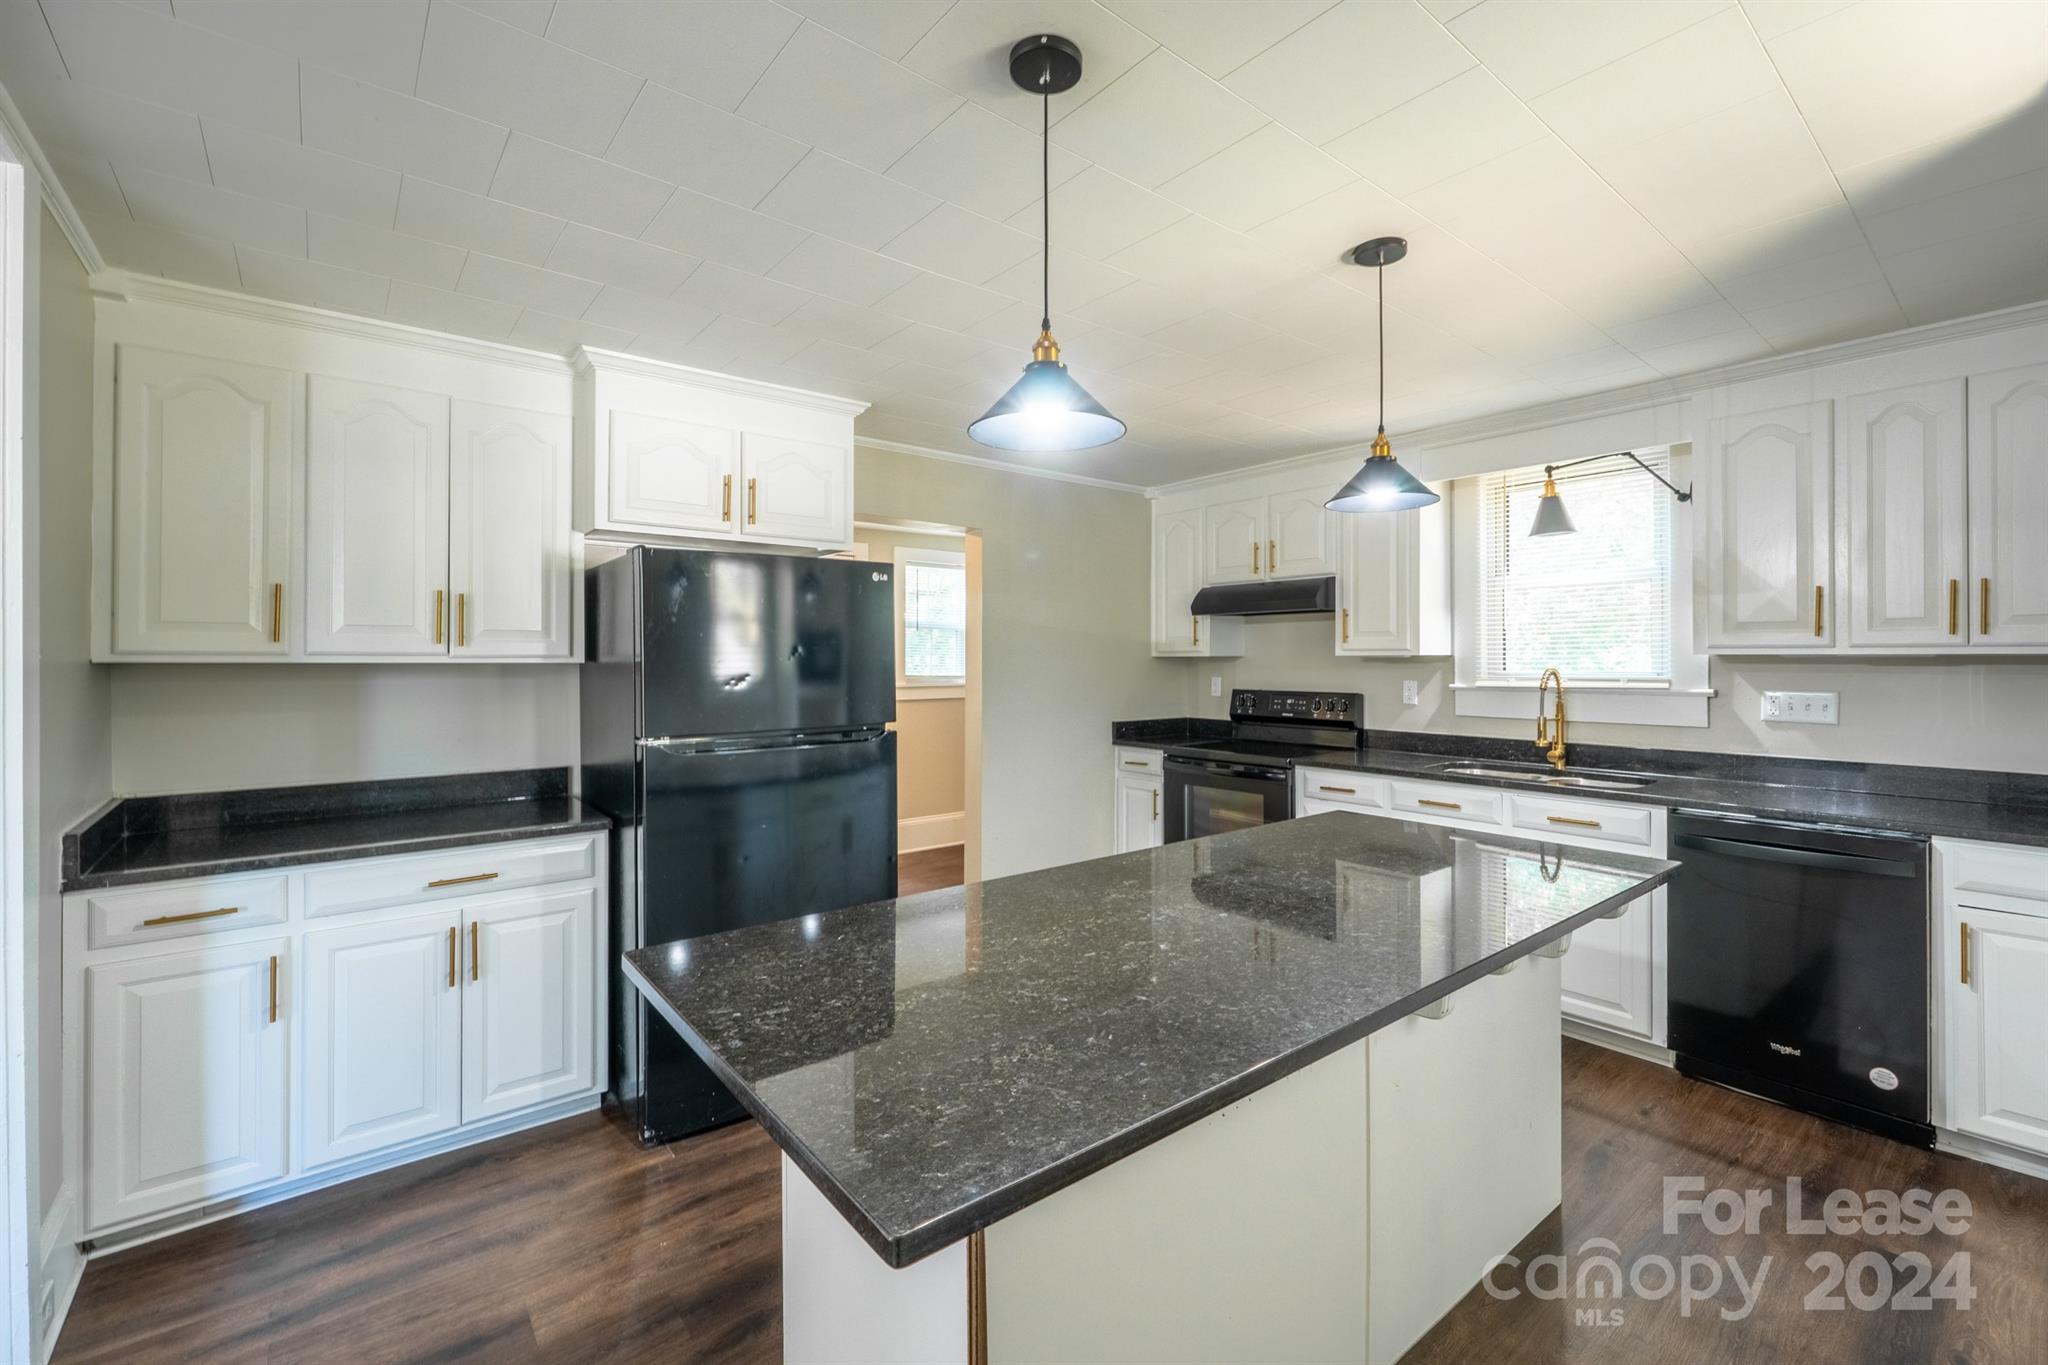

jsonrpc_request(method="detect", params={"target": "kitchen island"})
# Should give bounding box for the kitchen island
[624,812,1675,1364]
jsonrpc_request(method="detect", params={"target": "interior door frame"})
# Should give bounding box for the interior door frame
[2,149,33,1365]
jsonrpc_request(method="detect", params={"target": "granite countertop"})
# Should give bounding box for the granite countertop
[623,813,1674,1268]
[1110,722,2048,849]
[64,768,610,892]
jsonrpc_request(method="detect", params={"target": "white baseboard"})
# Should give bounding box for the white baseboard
[899,812,964,853]
[1562,1018,1675,1068]
[1936,1128,2048,1183]
[33,1186,82,1365]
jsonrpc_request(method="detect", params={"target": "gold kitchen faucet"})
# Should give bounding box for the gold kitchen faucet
[1535,668,1567,773]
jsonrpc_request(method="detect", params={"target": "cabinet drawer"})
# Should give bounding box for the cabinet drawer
[305,835,599,920]
[1507,794,1653,848]
[85,874,290,950]
[1941,838,2048,919]
[1114,748,1163,775]
[1298,769,1385,811]
[1388,780,1502,825]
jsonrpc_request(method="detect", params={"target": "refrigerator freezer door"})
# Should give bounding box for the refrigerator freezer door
[638,549,895,741]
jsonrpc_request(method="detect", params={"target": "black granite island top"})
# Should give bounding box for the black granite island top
[63,767,610,892]
[623,812,1675,1268]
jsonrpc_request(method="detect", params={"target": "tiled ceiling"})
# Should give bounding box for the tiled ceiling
[4,0,2045,487]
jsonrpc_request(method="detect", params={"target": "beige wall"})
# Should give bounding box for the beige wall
[1184,616,2048,774]
[857,445,1175,878]
[856,525,970,825]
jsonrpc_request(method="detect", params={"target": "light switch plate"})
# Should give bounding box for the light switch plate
[1402,680,1420,705]
[1761,690,1838,724]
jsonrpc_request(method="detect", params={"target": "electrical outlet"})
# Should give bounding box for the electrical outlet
[1402,679,1420,705]
[1761,690,1839,724]
[1209,675,1223,698]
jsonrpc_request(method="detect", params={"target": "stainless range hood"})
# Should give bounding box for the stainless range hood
[1188,576,1336,617]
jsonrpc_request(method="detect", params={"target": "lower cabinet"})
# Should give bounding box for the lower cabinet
[1112,750,1164,852]
[1938,839,2048,1158]
[464,889,598,1121]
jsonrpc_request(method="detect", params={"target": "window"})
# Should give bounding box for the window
[1476,451,1673,684]
[894,546,966,689]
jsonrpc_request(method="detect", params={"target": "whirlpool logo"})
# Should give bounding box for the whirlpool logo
[1769,1041,1804,1056]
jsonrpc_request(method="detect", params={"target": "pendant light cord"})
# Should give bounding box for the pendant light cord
[1041,87,1050,332]
[1376,245,1386,437]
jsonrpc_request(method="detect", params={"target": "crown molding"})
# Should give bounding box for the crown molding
[575,346,869,417]
[92,269,575,374]
[0,75,103,274]
[855,437,1148,494]
[1143,297,2048,498]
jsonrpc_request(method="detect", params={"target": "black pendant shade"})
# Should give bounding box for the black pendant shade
[1328,236,1438,513]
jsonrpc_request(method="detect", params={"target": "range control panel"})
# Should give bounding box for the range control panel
[1230,688,1364,725]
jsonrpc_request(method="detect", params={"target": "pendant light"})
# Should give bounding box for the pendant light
[1326,237,1438,513]
[968,35,1125,454]
[1527,452,1693,537]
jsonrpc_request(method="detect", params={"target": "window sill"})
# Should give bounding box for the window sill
[897,685,965,701]
[1450,682,1714,728]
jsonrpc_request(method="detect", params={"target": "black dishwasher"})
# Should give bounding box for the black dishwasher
[1668,811,1932,1147]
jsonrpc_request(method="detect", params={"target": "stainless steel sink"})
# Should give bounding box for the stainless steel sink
[1434,762,1650,791]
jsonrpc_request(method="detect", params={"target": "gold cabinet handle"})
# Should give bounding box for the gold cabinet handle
[1418,798,1462,811]
[1319,785,1356,795]
[1268,538,1277,573]
[1960,921,1970,985]
[1341,607,1350,644]
[470,921,480,982]
[434,588,445,645]
[268,954,279,1024]
[427,871,498,889]
[1151,789,1159,821]
[141,906,238,927]
[1251,540,1261,574]
[1813,584,1824,637]
[747,477,757,525]
[1122,759,1150,768]
[722,473,733,522]
[457,592,467,647]
[1981,577,1991,636]
[448,926,458,989]
[271,582,283,643]
[1548,815,1601,829]
[1949,578,1959,636]
[1191,615,1199,647]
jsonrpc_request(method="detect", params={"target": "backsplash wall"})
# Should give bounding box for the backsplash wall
[1184,615,2048,776]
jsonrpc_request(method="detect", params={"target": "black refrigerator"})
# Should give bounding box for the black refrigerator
[581,546,898,1143]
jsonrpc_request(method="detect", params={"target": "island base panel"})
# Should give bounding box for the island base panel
[780,953,1566,1364]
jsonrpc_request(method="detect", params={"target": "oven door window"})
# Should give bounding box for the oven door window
[1165,761,1291,843]
[1187,785,1270,839]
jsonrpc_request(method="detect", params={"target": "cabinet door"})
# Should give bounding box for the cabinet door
[1266,486,1336,578]
[1704,401,1834,649]
[305,377,450,656]
[1153,509,1204,655]
[463,889,597,1123]
[1202,497,1265,583]
[451,401,573,659]
[740,433,849,546]
[302,909,463,1169]
[1558,894,1658,1040]
[112,346,293,655]
[1846,380,1967,648]
[84,939,289,1231]
[1336,509,1414,654]
[606,410,738,534]
[1114,772,1163,852]
[1968,364,2048,646]
[1946,907,2048,1153]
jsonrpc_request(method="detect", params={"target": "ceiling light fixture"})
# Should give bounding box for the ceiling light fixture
[1528,451,1693,536]
[1326,237,1438,513]
[967,35,1125,454]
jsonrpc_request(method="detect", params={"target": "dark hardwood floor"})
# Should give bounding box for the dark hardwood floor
[58,841,2048,1365]
[898,842,964,895]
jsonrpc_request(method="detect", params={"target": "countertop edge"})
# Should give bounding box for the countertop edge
[628,856,1676,1271]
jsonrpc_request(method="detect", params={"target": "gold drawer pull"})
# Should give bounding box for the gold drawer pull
[1318,785,1356,795]
[141,906,239,927]
[1151,788,1159,820]
[434,588,445,644]
[457,592,467,647]
[271,582,283,643]
[471,921,480,981]
[1418,798,1461,811]
[1960,921,1970,985]
[1981,577,1990,635]
[268,955,279,1023]
[427,871,499,889]
[1547,815,1602,829]
[448,926,458,989]
[1813,584,1824,637]
[1122,759,1151,768]
[1948,577,1959,636]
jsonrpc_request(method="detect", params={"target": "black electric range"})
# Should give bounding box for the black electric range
[1161,690,1364,843]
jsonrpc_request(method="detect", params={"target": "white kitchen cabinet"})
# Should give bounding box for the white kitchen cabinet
[1967,363,2048,647]
[1152,508,1242,657]
[1845,380,1967,649]
[605,410,738,535]
[463,888,598,1123]
[1113,750,1163,853]
[84,938,290,1229]
[450,401,575,659]
[1702,400,1834,650]
[740,433,851,547]
[1202,496,1266,583]
[111,346,294,656]
[1944,907,2048,1155]
[305,377,451,656]
[301,909,464,1169]
[1265,482,1338,578]
[1335,486,1450,657]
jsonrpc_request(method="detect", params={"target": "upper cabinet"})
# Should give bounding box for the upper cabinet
[1153,508,1242,657]
[1845,380,1966,649]
[450,402,575,660]
[574,349,865,552]
[1202,497,1264,583]
[1201,483,1337,584]
[1701,400,1835,650]
[1968,364,2048,647]
[1335,488,1451,657]
[111,347,293,656]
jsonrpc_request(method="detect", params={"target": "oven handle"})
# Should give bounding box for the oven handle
[1165,756,1289,782]
[1672,833,1920,878]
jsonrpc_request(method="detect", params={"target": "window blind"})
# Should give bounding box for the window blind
[902,561,966,681]
[1477,451,1673,683]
